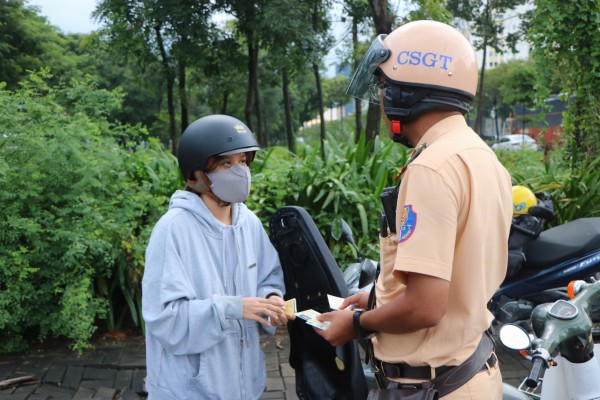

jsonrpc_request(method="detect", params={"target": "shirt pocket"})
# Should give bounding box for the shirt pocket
[379,233,399,276]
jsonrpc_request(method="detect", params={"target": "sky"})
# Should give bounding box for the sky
[27,0,102,34]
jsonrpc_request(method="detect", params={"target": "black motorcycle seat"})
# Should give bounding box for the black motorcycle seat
[525,218,600,269]
[269,206,369,400]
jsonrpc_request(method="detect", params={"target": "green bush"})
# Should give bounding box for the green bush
[248,133,410,266]
[496,147,600,224]
[0,72,177,353]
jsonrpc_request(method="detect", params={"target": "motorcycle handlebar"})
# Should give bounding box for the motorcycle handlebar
[525,356,547,388]
[499,282,600,391]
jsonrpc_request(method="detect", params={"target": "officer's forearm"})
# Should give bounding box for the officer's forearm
[361,273,449,333]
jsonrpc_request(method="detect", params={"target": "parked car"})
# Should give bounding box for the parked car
[491,134,540,151]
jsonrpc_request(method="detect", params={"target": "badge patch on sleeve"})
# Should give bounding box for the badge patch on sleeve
[399,205,417,243]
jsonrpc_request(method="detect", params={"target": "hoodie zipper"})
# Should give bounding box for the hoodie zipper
[232,226,248,399]
[239,323,246,399]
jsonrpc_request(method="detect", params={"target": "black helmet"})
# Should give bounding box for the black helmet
[177,115,260,179]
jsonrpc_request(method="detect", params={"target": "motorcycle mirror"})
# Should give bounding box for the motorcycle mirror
[331,219,361,258]
[499,324,531,350]
[331,219,344,241]
[332,219,354,244]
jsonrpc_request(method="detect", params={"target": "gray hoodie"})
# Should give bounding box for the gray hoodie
[142,190,285,400]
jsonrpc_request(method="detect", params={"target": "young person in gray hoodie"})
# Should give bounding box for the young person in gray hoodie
[142,115,291,400]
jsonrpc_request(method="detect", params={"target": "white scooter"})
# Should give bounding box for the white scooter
[500,280,600,400]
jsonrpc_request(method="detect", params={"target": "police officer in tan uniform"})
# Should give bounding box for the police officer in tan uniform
[316,20,513,399]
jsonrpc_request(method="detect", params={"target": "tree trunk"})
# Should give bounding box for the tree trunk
[220,91,229,115]
[178,61,189,131]
[155,26,177,155]
[475,39,488,136]
[365,104,381,143]
[282,67,295,153]
[493,97,499,141]
[245,30,256,133]
[573,98,583,150]
[368,0,392,34]
[313,63,326,159]
[475,3,491,137]
[253,40,265,146]
[352,16,363,142]
[311,2,326,159]
[364,0,393,145]
[354,102,363,141]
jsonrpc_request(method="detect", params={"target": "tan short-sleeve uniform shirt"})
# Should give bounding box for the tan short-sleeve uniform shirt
[374,115,513,367]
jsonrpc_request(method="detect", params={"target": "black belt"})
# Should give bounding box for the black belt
[381,352,497,380]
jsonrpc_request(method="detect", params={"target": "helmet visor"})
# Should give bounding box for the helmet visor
[346,34,391,104]
[219,146,260,156]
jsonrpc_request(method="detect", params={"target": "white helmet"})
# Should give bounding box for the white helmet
[347,20,478,127]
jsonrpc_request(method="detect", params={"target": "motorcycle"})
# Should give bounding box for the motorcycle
[490,206,600,330]
[499,280,600,400]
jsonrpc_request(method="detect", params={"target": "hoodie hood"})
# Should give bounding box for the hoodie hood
[168,190,248,234]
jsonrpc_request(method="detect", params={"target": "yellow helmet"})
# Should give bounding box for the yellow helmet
[512,186,537,217]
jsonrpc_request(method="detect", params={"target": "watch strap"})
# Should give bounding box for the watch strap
[353,310,375,339]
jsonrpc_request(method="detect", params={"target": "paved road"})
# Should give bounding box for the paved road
[0,328,530,400]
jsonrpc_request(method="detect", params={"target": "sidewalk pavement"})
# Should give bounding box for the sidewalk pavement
[0,328,529,400]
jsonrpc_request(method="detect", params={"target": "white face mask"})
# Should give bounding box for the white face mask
[206,164,252,204]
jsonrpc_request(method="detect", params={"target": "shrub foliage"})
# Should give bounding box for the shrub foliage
[0,72,178,353]
[248,133,410,264]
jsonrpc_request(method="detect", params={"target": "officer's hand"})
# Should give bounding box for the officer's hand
[340,292,369,310]
[242,297,285,327]
[314,309,356,346]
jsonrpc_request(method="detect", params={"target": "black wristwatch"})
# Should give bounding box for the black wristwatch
[353,309,376,340]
